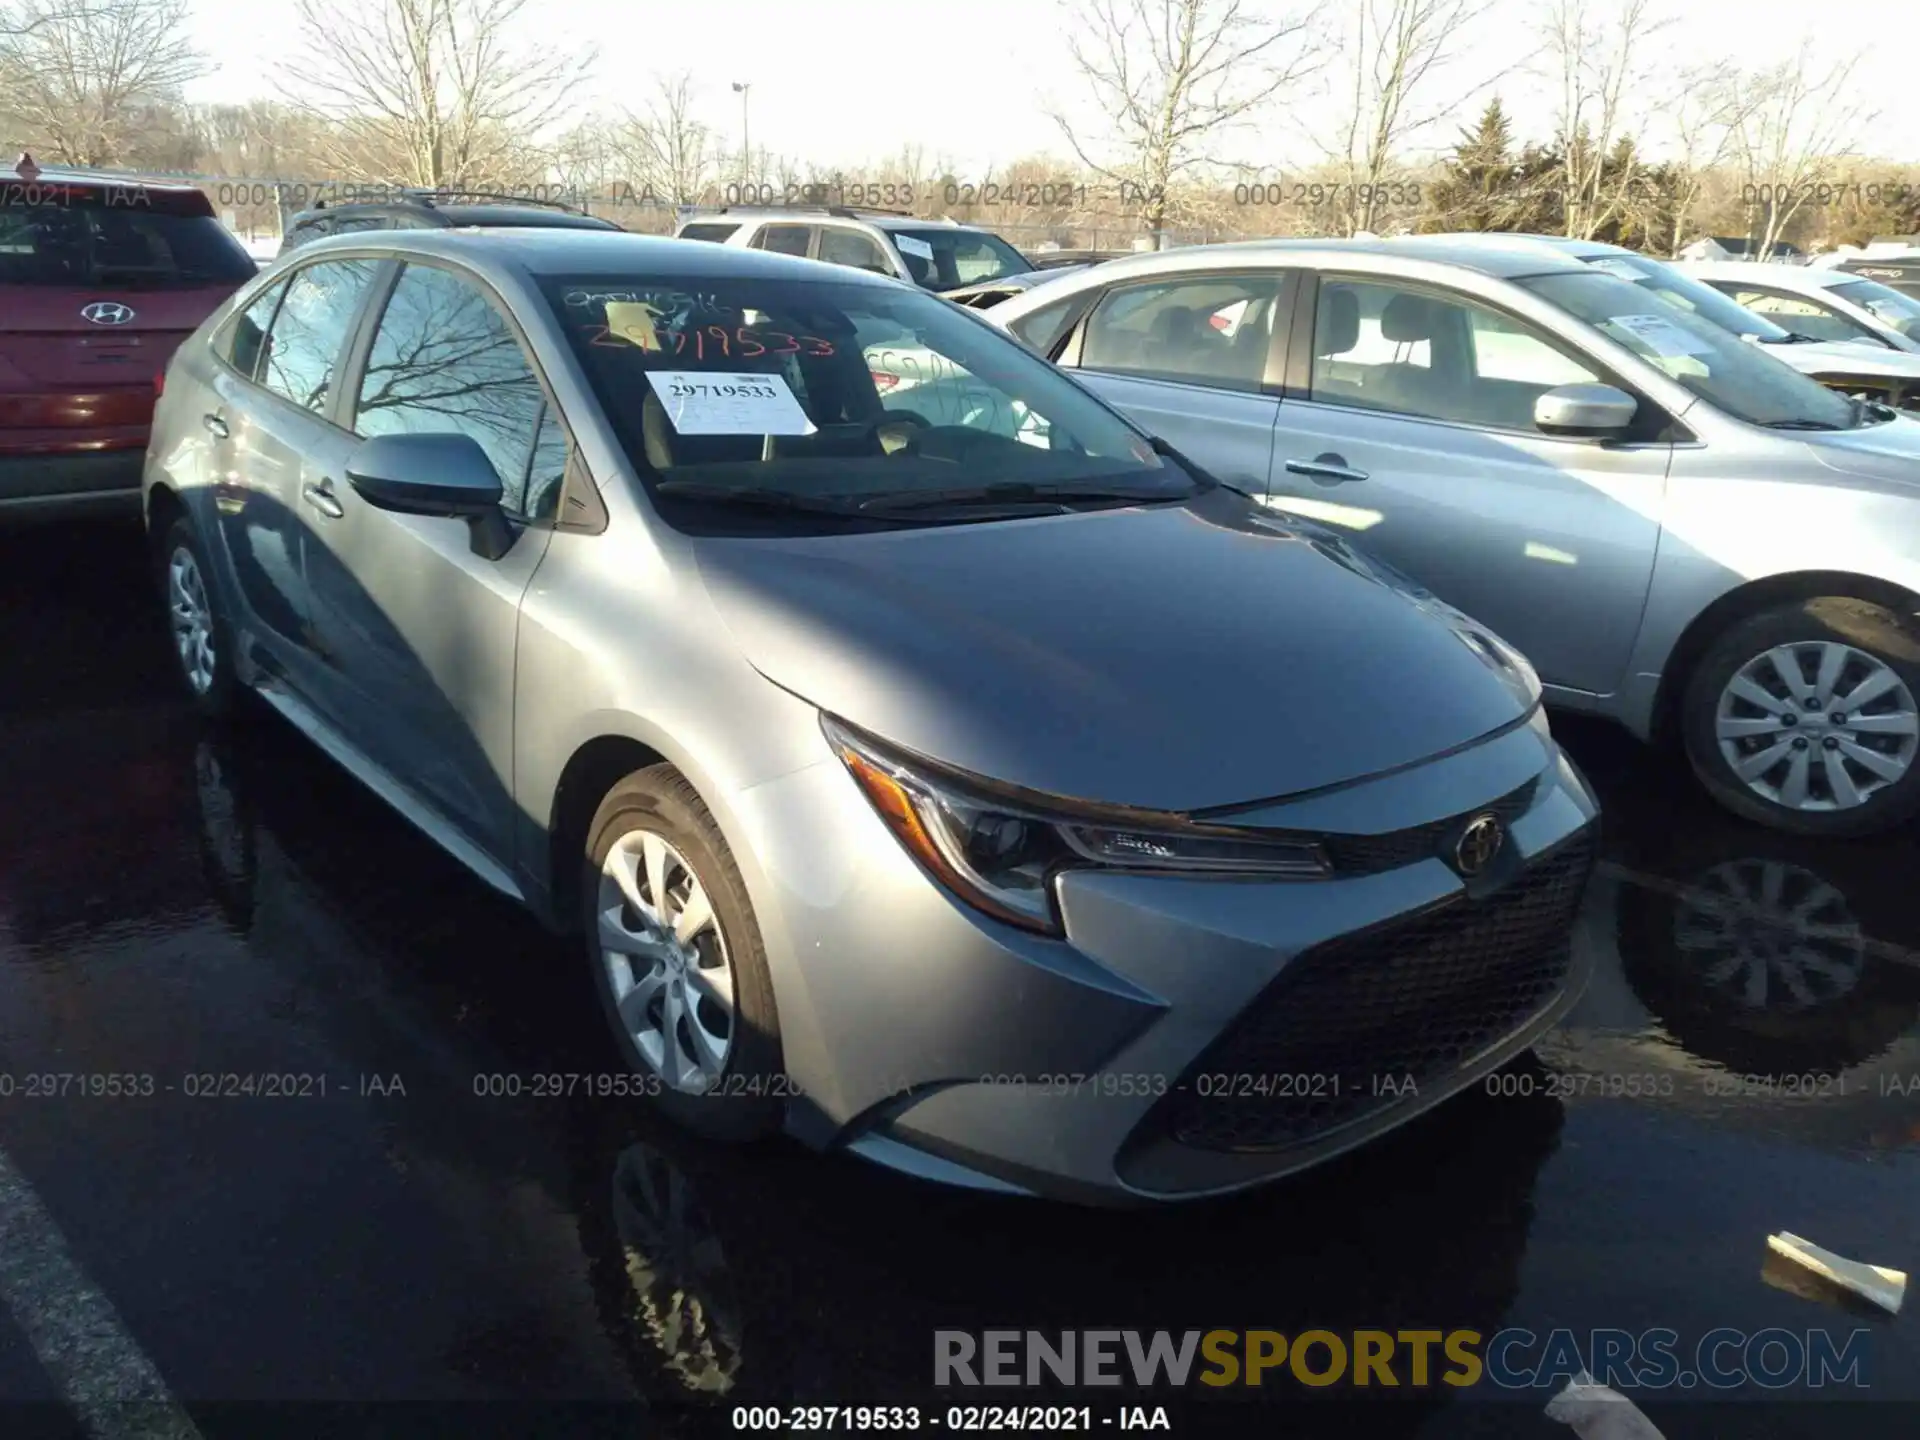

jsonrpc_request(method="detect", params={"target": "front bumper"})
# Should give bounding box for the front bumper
[737,707,1599,1204]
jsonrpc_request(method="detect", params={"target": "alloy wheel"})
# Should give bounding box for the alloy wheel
[1713,641,1919,811]
[597,829,735,1092]
[167,546,217,696]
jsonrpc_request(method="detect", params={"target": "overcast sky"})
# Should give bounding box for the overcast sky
[182,0,1913,177]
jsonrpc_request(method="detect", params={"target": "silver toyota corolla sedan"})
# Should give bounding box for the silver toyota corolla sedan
[142,229,1598,1204]
[987,236,1920,838]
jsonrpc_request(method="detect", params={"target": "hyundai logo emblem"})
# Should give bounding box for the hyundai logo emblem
[1453,813,1504,877]
[81,302,136,326]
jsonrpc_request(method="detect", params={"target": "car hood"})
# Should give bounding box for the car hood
[1801,412,1920,484]
[1761,339,1920,379]
[692,487,1536,813]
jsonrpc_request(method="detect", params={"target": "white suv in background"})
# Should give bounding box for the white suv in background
[670,207,1035,294]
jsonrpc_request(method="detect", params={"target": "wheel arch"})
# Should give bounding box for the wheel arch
[1650,569,1920,749]
[145,481,186,554]
[545,733,671,935]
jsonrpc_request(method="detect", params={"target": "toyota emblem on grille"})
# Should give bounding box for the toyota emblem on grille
[81,302,136,326]
[1453,814,1504,876]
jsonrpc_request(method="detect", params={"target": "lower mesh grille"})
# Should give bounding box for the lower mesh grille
[1157,831,1596,1152]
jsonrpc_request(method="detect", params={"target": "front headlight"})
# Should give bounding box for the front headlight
[823,716,1330,935]
[1453,622,1542,705]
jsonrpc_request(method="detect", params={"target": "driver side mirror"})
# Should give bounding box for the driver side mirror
[345,432,513,560]
[1534,382,1639,438]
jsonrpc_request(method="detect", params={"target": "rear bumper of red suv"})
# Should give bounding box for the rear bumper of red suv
[0,449,145,519]
[0,389,153,520]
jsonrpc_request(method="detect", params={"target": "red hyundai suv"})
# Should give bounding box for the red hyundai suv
[1,155,257,521]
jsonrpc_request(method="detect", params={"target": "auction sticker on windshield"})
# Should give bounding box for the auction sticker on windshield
[895,235,935,261]
[644,370,818,435]
[1604,313,1715,358]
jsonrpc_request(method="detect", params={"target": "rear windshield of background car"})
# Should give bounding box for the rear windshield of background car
[677,223,741,243]
[0,193,257,287]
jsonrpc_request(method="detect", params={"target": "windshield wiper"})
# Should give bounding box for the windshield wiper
[1760,419,1845,431]
[856,481,1183,514]
[654,481,908,520]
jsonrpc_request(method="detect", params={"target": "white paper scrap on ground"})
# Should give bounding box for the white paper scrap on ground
[1544,1371,1667,1440]
[1767,1232,1907,1314]
[644,370,817,436]
[1604,313,1716,358]
[894,234,935,260]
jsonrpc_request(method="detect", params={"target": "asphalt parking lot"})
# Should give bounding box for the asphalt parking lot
[0,518,1915,1440]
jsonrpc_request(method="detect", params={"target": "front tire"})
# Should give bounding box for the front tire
[582,765,786,1141]
[158,517,238,719]
[1681,597,1920,837]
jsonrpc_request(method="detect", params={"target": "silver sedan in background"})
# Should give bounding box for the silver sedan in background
[987,235,1920,837]
[142,230,1598,1204]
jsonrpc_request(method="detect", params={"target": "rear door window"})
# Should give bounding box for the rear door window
[257,259,380,415]
[818,228,892,273]
[1079,274,1287,390]
[756,225,813,257]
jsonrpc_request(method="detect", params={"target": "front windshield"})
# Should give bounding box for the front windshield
[1574,252,1792,342]
[1830,279,1920,340]
[889,229,1032,291]
[543,275,1186,519]
[1516,270,1859,428]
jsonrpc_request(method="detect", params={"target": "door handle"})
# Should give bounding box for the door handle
[301,478,345,519]
[1284,454,1369,485]
[202,413,230,439]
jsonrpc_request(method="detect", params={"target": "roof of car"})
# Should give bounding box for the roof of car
[8,158,208,197]
[1073,233,1600,282]
[682,207,997,236]
[287,201,617,230]
[292,227,911,286]
[1677,260,1854,290]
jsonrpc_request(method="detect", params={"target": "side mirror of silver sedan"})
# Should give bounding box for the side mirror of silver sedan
[1534,382,1639,438]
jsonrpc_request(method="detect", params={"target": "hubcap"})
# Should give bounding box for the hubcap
[167,546,217,695]
[1714,642,1919,811]
[596,830,734,1092]
[1672,859,1865,1010]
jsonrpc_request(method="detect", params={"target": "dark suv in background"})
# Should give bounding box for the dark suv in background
[279,191,622,253]
[1,155,257,520]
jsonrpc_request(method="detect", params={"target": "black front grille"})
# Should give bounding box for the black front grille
[1156,830,1596,1152]
[1320,778,1537,875]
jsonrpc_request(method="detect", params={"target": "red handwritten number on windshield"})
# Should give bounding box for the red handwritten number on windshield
[735,328,766,358]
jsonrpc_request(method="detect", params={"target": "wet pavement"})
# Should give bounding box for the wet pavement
[1,518,1916,1439]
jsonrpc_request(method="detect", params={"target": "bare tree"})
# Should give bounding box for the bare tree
[1319,0,1498,236]
[607,72,719,206]
[1649,62,1761,256]
[1734,52,1877,259]
[278,0,588,189]
[1050,0,1324,240]
[0,0,206,167]
[1537,0,1667,239]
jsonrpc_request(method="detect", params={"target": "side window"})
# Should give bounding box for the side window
[1080,275,1285,390]
[354,262,555,522]
[817,227,891,273]
[1007,294,1082,356]
[1310,278,1603,432]
[223,277,290,381]
[1727,289,1882,345]
[756,224,812,257]
[258,258,379,415]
